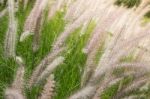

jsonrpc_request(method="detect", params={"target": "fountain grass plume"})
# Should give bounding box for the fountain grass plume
[108,28,150,63]
[93,14,150,78]
[92,48,150,84]
[38,75,55,99]
[123,95,146,99]
[92,76,123,99]
[69,0,93,21]
[81,43,101,87]
[29,47,65,87]
[71,10,150,97]
[21,0,48,42]
[65,0,114,22]
[92,31,126,79]
[5,56,25,99]
[64,0,85,21]
[35,56,64,85]
[114,77,149,99]
[11,64,25,91]
[3,0,150,98]
[5,88,25,99]
[4,0,17,58]
[83,6,124,54]
[69,0,150,98]
[89,61,150,86]
[70,61,150,99]
[52,7,99,51]
[93,70,149,99]
[32,11,44,52]
[108,8,133,35]
[69,85,97,99]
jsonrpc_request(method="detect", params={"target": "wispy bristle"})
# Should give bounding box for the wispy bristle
[5,88,25,99]
[12,65,25,91]
[22,0,48,41]
[69,85,97,99]
[81,43,101,87]
[4,0,17,58]
[39,75,55,99]
[114,78,148,98]
[5,57,25,99]
[35,56,64,85]
[32,12,43,52]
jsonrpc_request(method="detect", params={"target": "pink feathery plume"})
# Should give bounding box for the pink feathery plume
[65,0,114,22]
[68,0,94,21]
[81,6,128,86]
[5,89,25,99]
[20,0,48,42]
[4,0,17,58]
[5,57,25,99]
[70,60,150,99]
[81,42,102,87]
[83,6,124,54]
[32,11,44,52]
[123,95,145,99]
[93,70,149,99]
[35,56,64,85]
[70,1,150,98]
[92,76,122,99]
[29,47,65,87]
[93,11,150,80]
[52,0,109,51]
[69,85,97,99]
[64,0,85,21]
[108,27,150,65]
[38,75,55,99]
[114,77,149,99]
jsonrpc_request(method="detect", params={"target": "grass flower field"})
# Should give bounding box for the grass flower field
[0,0,150,99]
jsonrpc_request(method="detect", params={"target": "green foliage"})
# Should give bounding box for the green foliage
[145,11,150,18]
[26,11,66,99]
[115,0,141,8]
[54,21,96,99]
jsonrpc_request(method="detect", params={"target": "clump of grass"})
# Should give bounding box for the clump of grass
[1,0,150,99]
